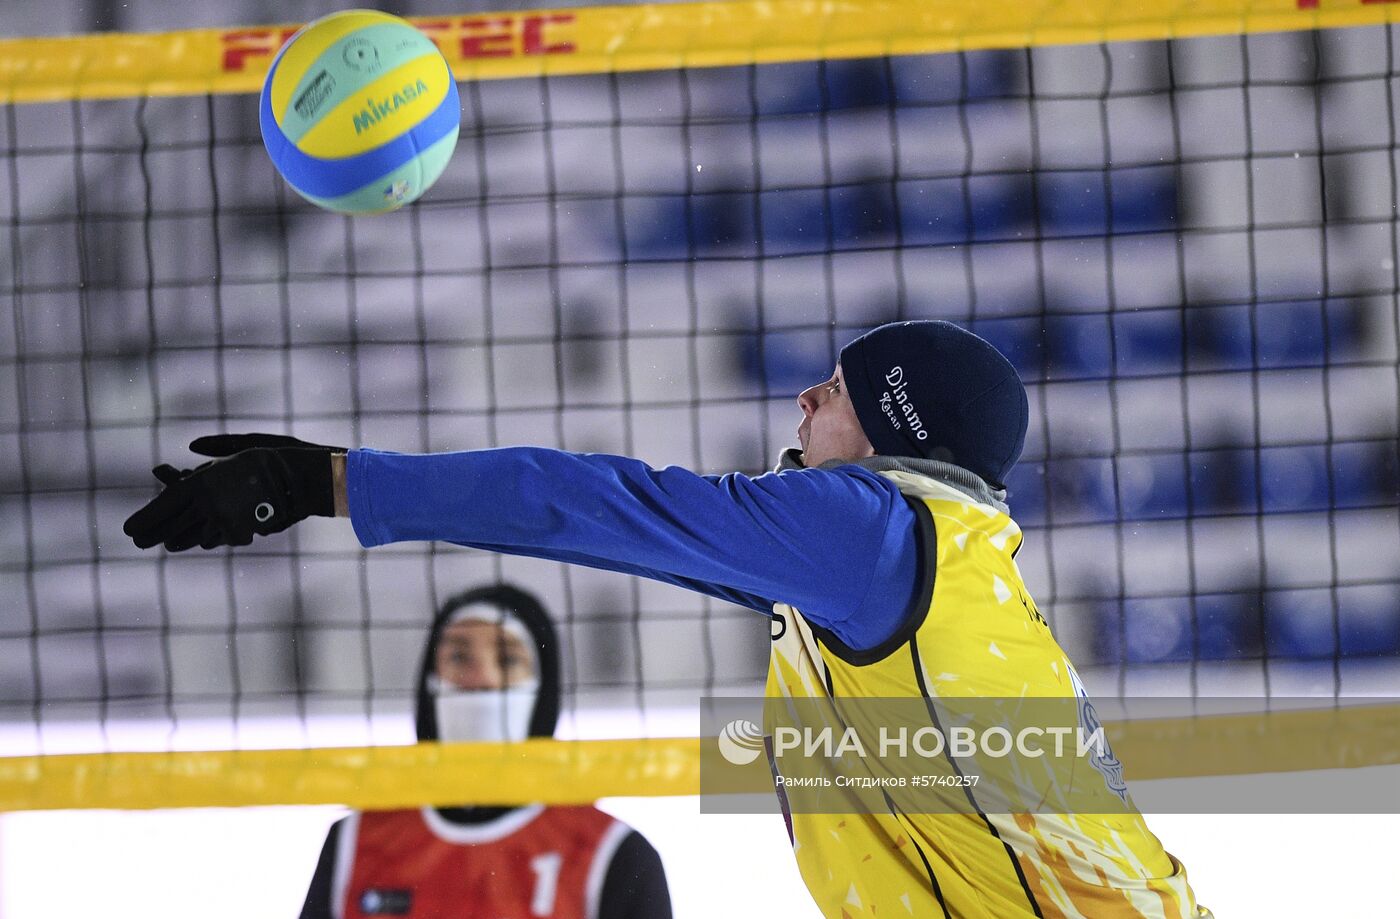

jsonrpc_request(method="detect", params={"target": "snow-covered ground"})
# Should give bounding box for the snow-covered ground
[1,783,1396,918]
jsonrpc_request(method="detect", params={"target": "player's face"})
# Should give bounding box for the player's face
[434,620,536,691]
[797,363,876,467]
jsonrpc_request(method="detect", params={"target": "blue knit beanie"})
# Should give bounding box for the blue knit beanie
[838,320,1029,487]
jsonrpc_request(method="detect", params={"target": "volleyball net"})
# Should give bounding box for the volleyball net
[4,0,1400,812]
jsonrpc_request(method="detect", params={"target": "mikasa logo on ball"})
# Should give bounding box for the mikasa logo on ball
[353,79,431,134]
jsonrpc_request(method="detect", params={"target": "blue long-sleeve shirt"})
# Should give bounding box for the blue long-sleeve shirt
[346,447,920,651]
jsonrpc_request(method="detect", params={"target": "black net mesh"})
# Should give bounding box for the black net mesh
[4,27,1399,758]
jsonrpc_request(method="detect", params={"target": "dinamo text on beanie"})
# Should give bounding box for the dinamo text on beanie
[838,320,1029,487]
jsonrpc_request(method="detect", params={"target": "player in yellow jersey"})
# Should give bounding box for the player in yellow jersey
[767,327,1207,919]
[125,320,1211,918]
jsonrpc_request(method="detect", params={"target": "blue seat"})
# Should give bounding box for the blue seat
[752,58,894,116]
[693,191,758,256]
[1338,585,1400,656]
[830,182,896,248]
[752,61,825,117]
[753,51,1014,116]
[970,174,1034,241]
[898,174,1032,246]
[768,179,928,253]
[1044,456,1118,525]
[641,178,1023,259]
[737,328,835,392]
[1268,585,1400,659]
[1113,454,1190,521]
[1110,166,1177,233]
[1036,166,1176,237]
[1004,461,1047,527]
[969,316,1043,378]
[1330,440,1400,509]
[1187,304,1254,371]
[1258,444,1330,513]
[623,194,689,261]
[898,178,971,246]
[1187,299,1362,371]
[1189,445,1338,516]
[1092,596,1189,663]
[1037,171,1105,236]
[1044,313,1111,379]
[1188,447,1258,516]
[891,50,1016,104]
[759,188,826,257]
[1266,588,1338,659]
[1047,452,1192,522]
[1195,591,1262,660]
[1120,596,1193,663]
[1257,300,1332,368]
[1112,308,1184,377]
[1093,589,1263,664]
[626,192,761,261]
[824,59,895,111]
[1039,310,1185,381]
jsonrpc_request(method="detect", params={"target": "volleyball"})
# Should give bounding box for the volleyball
[258,10,460,215]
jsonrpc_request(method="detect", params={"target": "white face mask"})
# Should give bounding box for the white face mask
[432,680,539,743]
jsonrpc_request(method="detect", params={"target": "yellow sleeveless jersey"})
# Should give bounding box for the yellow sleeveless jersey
[765,470,1207,919]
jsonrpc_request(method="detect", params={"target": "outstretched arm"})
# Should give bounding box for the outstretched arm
[341,446,919,649]
[129,440,919,651]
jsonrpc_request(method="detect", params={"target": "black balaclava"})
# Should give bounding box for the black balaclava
[414,584,562,824]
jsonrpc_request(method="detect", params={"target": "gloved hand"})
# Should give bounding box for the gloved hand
[124,433,346,552]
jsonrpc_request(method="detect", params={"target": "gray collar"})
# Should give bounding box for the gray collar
[774,448,1010,516]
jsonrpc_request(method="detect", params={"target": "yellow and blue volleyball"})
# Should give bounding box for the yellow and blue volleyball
[259,10,460,215]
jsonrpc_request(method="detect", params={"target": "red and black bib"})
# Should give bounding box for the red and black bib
[334,805,630,919]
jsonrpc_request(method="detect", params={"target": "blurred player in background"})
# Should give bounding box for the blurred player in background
[126,319,1209,918]
[298,584,670,919]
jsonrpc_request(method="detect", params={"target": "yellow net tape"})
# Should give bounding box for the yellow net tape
[4,704,1397,811]
[4,0,1399,811]
[1,0,1399,103]
[0,738,701,812]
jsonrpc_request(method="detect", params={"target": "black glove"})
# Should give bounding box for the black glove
[124,433,346,552]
